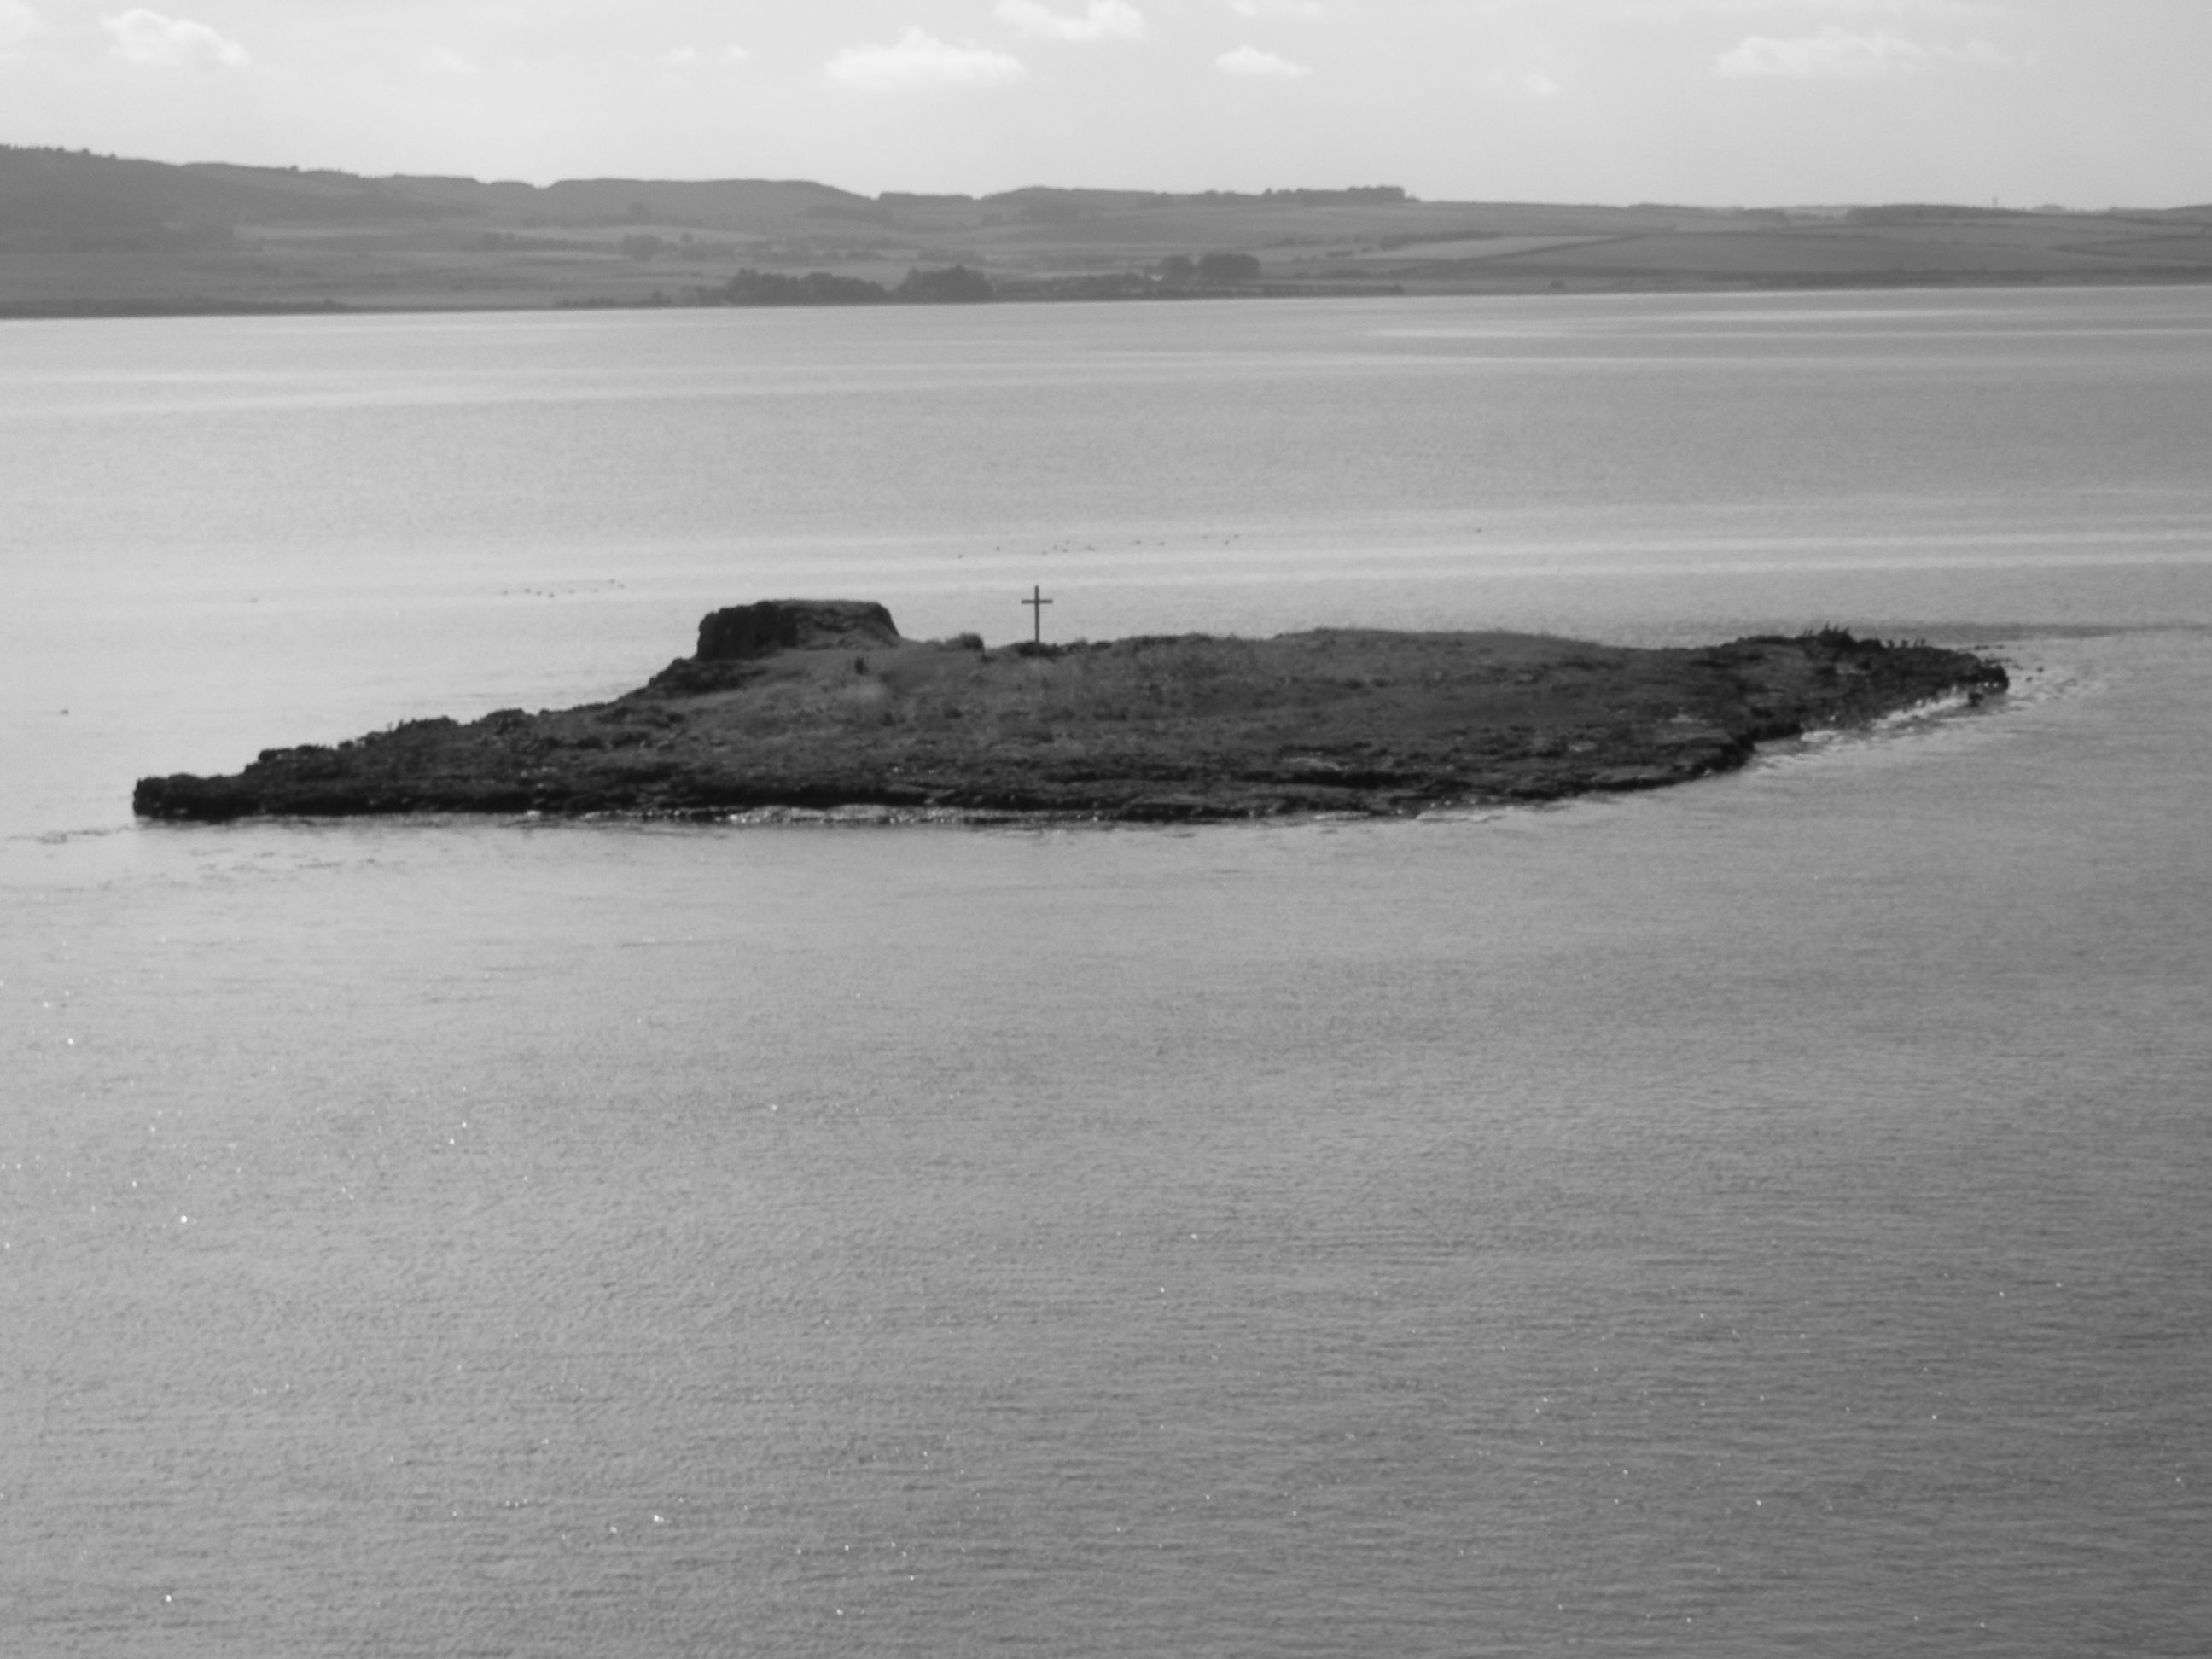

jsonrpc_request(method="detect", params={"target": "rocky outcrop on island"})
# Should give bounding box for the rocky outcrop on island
[132,604,2008,824]
[696,598,904,660]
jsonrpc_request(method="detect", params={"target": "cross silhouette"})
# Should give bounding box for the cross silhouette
[1022,584,1053,644]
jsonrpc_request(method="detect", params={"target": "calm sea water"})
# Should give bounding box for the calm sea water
[4,291,2211,1656]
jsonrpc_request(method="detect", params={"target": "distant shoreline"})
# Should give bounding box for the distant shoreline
[11,269,2212,323]
[10,146,2209,321]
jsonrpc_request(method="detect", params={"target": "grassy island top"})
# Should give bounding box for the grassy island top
[134,599,2009,824]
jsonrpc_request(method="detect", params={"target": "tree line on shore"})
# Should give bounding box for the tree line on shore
[715,251,1266,308]
[720,265,997,306]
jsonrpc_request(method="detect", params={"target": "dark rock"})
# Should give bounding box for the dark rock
[1588,765,1680,789]
[696,599,903,661]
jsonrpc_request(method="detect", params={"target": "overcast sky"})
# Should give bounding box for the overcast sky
[3,0,2207,206]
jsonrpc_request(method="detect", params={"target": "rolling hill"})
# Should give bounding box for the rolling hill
[5,144,2209,315]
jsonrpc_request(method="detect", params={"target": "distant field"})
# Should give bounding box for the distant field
[1476,229,2141,278]
[5,146,2209,315]
[1279,235,1609,265]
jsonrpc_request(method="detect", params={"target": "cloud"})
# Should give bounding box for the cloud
[1216,44,1313,79]
[651,44,745,73]
[1713,24,2006,77]
[825,28,1029,90]
[1483,59,1561,97]
[1619,0,2004,15]
[1226,0,1323,15]
[1,0,48,55]
[102,8,248,68]
[996,0,1148,42]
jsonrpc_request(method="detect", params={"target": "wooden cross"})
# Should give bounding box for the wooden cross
[1022,584,1053,644]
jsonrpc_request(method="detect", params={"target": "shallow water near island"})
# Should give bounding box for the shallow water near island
[4,290,2212,1656]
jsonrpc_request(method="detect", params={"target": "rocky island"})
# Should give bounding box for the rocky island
[133,600,2008,824]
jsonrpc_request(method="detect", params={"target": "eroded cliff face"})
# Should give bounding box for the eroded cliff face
[132,607,2009,824]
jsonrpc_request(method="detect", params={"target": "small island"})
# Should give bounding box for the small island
[133,600,2008,824]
